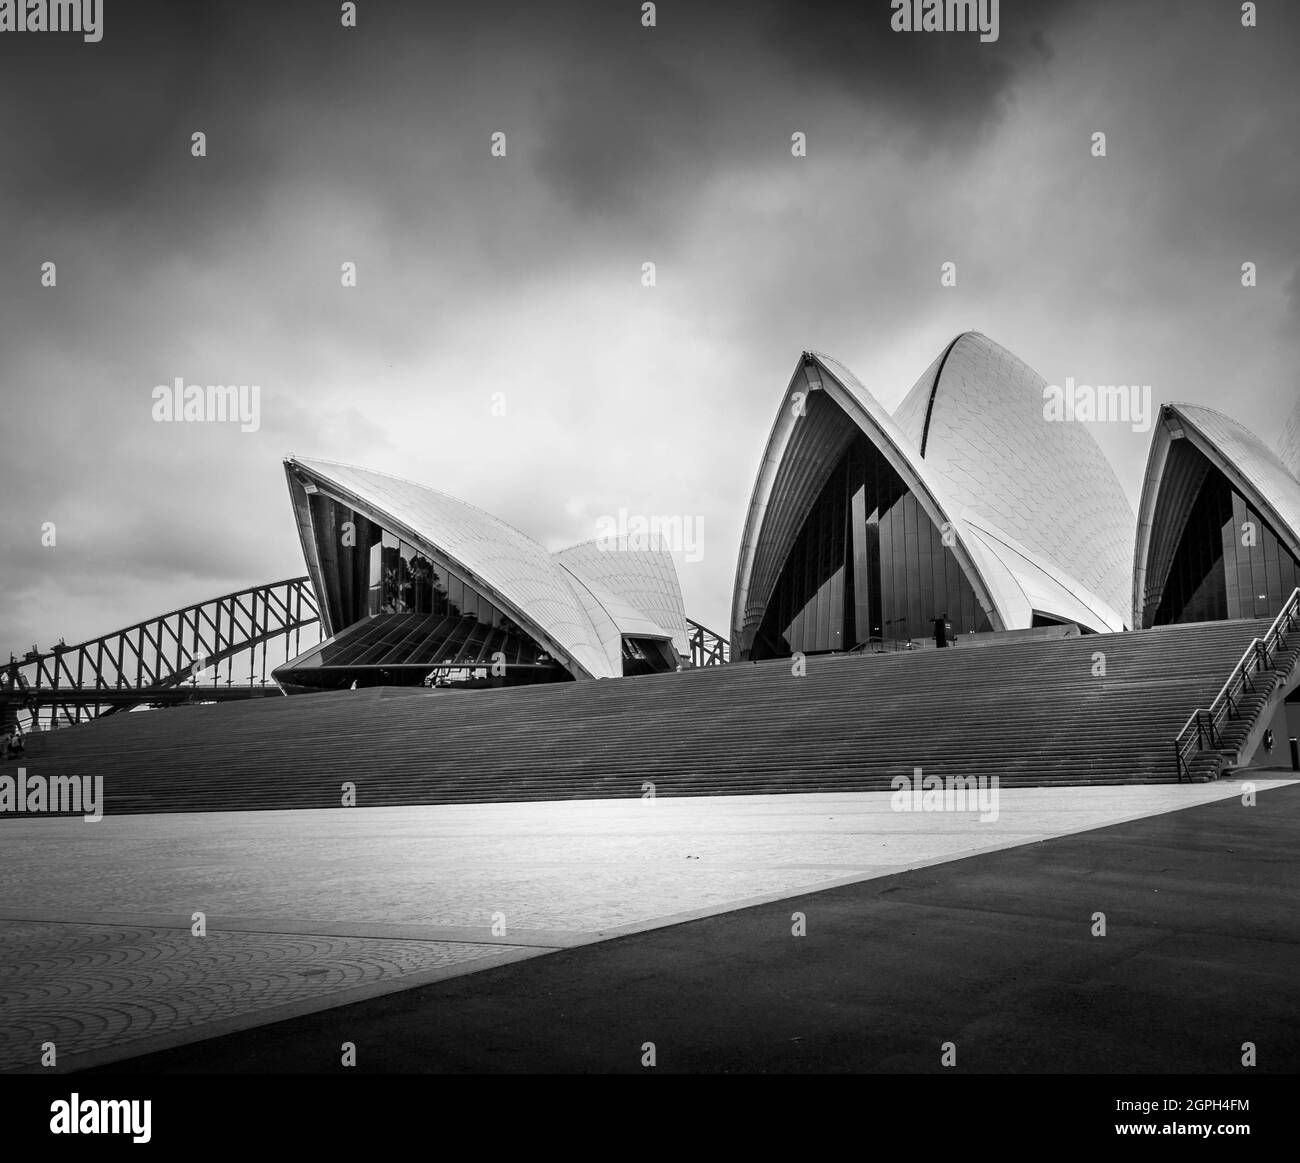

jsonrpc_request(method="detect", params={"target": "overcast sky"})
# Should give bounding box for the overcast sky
[1,0,1296,653]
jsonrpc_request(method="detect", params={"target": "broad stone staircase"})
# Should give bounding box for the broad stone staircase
[0,617,1286,815]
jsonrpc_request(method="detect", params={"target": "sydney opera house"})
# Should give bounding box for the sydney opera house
[731,332,1300,661]
[274,457,692,692]
[732,334,1134,660]
[5,330,1298,771]
[5,330,1297,1087]
[249,332,1300,703]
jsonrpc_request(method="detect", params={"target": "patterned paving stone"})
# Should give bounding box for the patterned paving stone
[0,920,505,1072]
[1,784,1292,1070]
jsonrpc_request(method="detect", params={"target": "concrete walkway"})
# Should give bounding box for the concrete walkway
[1,779,1293,1072]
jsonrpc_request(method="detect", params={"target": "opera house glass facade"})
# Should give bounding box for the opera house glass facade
[277,458,691,691]
[1134,402,1300,629]
[1149,463,1299,625]
[278,491,563,691]
[753,432,990,658]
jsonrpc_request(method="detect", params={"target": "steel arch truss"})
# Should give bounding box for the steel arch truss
[2,577,321,729]
[688,619,730,668]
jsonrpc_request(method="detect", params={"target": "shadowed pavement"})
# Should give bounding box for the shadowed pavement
[91,782,1300,1074]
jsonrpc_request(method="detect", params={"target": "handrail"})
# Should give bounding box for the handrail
[1173,587,1300,780]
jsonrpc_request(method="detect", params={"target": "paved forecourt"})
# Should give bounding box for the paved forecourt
[0,779,1290,1072]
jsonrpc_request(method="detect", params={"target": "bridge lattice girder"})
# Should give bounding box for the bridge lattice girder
[687,619,730,668]
[2,577,320,727]
[2,580,729,730]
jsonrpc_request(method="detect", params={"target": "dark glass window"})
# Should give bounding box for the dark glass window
[398,541,416,613]
[410,552,433,615]
[367,540,383,616]
[753,433,992,658]
[299,497,563,682]
[429,563,448,617]
[1151,461,1299,625]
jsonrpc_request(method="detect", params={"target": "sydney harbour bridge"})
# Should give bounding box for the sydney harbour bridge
[1,577,730,731]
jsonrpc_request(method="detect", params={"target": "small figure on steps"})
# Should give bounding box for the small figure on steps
[933,612,949,649]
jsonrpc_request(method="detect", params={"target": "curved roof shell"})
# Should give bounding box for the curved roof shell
[553,539,690,659]
[732,351,1016,652]
[893,332,1135,628]
[732,337,1136,651]
[1133,403,1300,624]
[284,457,685,680]
[1277,401,1300,482]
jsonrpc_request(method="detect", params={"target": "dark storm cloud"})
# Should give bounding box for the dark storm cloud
[2,5,267,219]
[530,52,713,219]
[524,0,1082,219]
[761,0,1077,141]
[0,0,1296,649]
